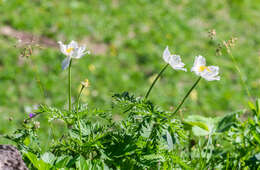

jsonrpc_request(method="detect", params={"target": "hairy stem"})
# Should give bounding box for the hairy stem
[145,64,169,99]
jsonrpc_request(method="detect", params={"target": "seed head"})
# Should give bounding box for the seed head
[223,37,238,54]
[208,29,216,40]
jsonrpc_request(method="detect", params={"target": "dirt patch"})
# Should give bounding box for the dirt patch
[0,26,108,55]
[0,26,58,48]
[81,37,108,55]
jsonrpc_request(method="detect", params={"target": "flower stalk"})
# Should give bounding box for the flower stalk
[145,46,187,99]
[76,85,85,113]
[68,59,72,111]
[75,79,89,142]
[145,64,169,99]
[58,40,90,111]
[172,77,201,115]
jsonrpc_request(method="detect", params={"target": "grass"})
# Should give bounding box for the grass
[0,0,260,142]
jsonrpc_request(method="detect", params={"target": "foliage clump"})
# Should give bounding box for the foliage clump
[2,40,260,169]
[4,94,260,169]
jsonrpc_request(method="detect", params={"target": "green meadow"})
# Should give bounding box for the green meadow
[0,1,260,168]
[1,0,259,131]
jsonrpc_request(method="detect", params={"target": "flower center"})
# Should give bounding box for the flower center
[66,48,74,54]
[199,66,211,72]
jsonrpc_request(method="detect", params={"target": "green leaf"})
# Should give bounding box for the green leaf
[55,155,72,168]
[166,130,173,150]
[69,129,80,140]
[184,115,217,136]
[216,111,242,132]
[23,137,30,146]
[257,98,260,116]
[142,154,164,162]
[41,152,56,165]
[75,155,91,170]
[183,121,209,132]
[171,155,192,170]
[255,153,260,161]
[192,126,210,136]
[248,101,256,111]
[24,152,38,167]
[24,152,51,170]
[252,131,260,144]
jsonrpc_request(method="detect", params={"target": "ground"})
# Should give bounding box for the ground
[0,0,260,144]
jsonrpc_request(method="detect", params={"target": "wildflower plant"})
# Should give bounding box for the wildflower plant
[58,40,90,70]
[145,46,186,99]
[58,40,90,111]
[2,39,259,169]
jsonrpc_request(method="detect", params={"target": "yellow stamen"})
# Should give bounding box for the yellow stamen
[199,66,211,72]
[66,48,74,54]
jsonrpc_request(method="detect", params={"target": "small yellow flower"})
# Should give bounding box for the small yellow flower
[88,64,96,72]
[149,74,158,83]
[190,90,198,101]
[81,79,90,88]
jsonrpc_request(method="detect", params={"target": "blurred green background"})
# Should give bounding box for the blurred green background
[0,0,260,137]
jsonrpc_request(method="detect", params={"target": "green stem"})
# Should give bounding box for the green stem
[172,77,201,115]
[76,85,85,113]
[228,51,252,100]
[23,111,44,124]
[68,59,72,111]
[188,130,192,160]
[145,64,169,99]
[205,134,211,162]
[76,85,85,142]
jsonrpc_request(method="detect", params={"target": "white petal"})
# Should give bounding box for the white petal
[194,55,206,67]
[58,41,63,46]
[169,55,187,71]
[69,40,78,49]
[204,75,220,81]
[191,66,198,74]
[191,56,207,76]
[174,67,187,72]
[78,46,86,57]
[62,57,71,70]
[200,66,220,81]
[58,41,68,55]
[208,66,219,76]
[72,45,87,59]
[163,46,171,63]
[72,51,83,59]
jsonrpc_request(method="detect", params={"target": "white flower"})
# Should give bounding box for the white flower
[58,40,90,70]
[163,46,187,71]
[191,55,220,81]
